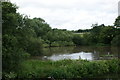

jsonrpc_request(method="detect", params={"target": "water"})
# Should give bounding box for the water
[47,52,93,61]
[33,46,120,61]
[32,46,120,79]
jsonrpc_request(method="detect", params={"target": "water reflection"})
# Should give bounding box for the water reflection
[33,46,120,61]
[47,52,93,61]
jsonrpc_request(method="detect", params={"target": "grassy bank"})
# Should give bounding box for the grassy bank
[6,59,118,79]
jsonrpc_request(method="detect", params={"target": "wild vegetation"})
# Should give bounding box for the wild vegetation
[2,1,120,79]
[3,59,120,79]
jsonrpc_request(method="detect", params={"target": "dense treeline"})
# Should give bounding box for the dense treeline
[2,1,120,78]
[72,29,91,33]
[69,22,120,46]
[82,24,120,46]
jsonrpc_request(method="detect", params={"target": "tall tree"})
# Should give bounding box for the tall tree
[114,16,120,27]
[2,1,26,72]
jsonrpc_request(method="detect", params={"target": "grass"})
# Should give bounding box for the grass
[14,59,120,79]
[100,54,114,57]
[3,59,120,79]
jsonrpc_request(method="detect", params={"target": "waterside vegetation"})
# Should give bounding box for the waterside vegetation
[3,59,120,79]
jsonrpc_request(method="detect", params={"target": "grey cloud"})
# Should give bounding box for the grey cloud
[11,0,119,30]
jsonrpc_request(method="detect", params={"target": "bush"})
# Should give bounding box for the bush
[27,37,44,56]
[48,68,68,78]
[2,35,29,73]
[72,34,85,45]
[16,59,120,78]
[106,59,119,73]
[111,35,120,46]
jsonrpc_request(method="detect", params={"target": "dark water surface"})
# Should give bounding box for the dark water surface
[33,46,120,61]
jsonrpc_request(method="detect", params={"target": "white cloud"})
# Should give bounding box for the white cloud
[11,0,119,30]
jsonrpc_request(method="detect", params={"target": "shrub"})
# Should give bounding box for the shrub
[111,35,120,46]
[27,38,44,56]
[72,34,85,45]
[12,59,120,78]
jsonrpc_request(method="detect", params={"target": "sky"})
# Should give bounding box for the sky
[11,0,119,30]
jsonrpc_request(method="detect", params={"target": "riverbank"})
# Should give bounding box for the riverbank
[4,59,119,79]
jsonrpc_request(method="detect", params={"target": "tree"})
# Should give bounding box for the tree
[99,26,115,44]
[88,24,105,44]
[30,18,51,37]
[2,2,28,73]
[72,34,85,45]
[114,16,120,27]
[111,35,120,46]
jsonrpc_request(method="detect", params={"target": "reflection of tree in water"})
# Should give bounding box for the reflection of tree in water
[42,46,120,59]
[43,47,74,56]
[111,47,119,58]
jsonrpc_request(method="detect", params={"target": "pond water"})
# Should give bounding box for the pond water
[32,46,120,79]
[33,46,120,61]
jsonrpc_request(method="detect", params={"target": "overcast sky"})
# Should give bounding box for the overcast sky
[11,0,119,30]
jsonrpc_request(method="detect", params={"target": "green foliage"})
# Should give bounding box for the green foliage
[72,34,85,45]
[2,35,27,72]
[44,29,74,47]
[3,72,17,79]
[2,1,43,73]
[74,29,91,33]
[2,2,29,73]
[27,37,44,56]
[114,16,120,27]
[81,17,120,46]
[83,24,117,46]
[106,59,120,73]
[48,68,69,78]
[99,26,115,44]
[30,18,52,37]
[15,59,119,78]
[111,35,120,46]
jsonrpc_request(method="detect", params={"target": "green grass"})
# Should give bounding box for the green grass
[100,54,114,57]
[4,59,120,79]
[15,59,120,78]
